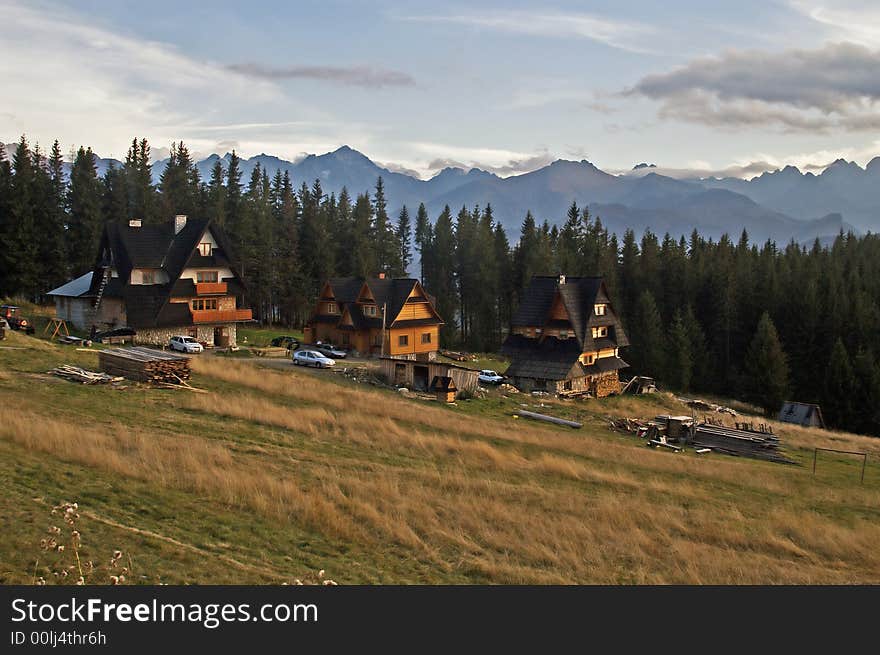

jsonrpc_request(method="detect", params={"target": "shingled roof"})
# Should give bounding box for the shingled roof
[85,217,244,329]
[315,277,443,328]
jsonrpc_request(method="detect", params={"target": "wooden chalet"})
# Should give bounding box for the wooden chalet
[48,215,252,346]
[304,275,443,359]
[502,275,629,396]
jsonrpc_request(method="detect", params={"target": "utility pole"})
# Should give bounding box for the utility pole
[381,302,387,357]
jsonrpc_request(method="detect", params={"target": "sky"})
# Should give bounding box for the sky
[2,0,880,179]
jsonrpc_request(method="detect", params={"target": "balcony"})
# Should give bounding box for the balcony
[191,308,253,324]
[196,281,227,295]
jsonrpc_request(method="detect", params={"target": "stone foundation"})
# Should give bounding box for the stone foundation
[133,324,238,348]
[512,370,621,397]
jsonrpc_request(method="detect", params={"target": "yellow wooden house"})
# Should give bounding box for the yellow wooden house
[303,274,444,359]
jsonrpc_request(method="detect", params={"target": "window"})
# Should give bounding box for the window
[559,330,568,339]
[564,380,573,391]
[196,271,218,283]
[591,326,609,339]
[326,302,338,314]
[535,328,543,336]
[192,299,218,311]
[372,333,382,346]
[187,327,198,338]
[421,332,432,344]
[341,332,350,345]
[142,270,156,284]
[594,304,606,316]
[584,354,595,365]
[398,335,409,347]
[364,305,378,317]
[198,242,212,257]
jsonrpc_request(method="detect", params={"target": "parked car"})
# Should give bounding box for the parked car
[293,349,335,368]
[169,335,204,353]
[478,369,505,385]
[1,305,35,334]
[270,335,300,350]
[314,342,347,359]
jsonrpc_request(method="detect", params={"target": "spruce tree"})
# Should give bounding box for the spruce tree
[667,309,693,391]
[630,290,666,378]
[395,205,412,276]
[744,312,790,416]
[823,339,855,429]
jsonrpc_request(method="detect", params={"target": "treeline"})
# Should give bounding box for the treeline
[1,135,879,435]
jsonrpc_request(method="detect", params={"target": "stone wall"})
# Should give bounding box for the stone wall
[134,323,237,348]
[512,370,621,397]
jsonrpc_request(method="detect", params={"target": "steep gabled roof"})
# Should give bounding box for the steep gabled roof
[85,218,243,328]
[317,277,443,328]
[511,276,628,350]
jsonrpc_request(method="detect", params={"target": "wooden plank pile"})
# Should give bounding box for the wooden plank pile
[98,347,191,384]
[48,365,123,385]
[515,409,582,429]
[692,424,796,465]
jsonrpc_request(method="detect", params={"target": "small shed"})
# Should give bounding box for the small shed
[47,272,94,330]
[778,402,826,428]
[379,357,479,396]
[430,376,457,403]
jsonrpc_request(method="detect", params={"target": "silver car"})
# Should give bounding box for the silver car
[292,349,335,368]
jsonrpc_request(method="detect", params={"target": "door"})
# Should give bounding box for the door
[413,365,429,391]
[213,326,229,347]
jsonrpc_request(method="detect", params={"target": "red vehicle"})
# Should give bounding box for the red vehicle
[1,305,35,334]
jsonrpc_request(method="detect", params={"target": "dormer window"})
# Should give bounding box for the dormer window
[594,304,607,316]
[198,242,212,257]
[142,270,156,285]
[326,302,338,314]
[363,305,378,317]
[197,271,218,283]
[591,326,608,339]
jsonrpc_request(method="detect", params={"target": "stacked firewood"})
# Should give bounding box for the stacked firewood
[98,347,191,384]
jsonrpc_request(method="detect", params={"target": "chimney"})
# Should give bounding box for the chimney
[174,214,187,235]
[128,218,142,228]
[377,272,386,280]
[558,274,566,285]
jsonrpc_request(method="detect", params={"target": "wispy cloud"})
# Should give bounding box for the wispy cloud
[226,63,416,88]
[399,9,653,54]
[413,142,554,177]
[788,1,880,48]
[626,42,880,132]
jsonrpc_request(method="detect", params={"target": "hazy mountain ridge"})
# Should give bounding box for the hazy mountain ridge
[6,141,870,243]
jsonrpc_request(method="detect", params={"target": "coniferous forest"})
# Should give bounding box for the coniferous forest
[1,135,879,436]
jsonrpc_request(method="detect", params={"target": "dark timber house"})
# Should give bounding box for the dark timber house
[49,215,252,346]
[502,275,629,396]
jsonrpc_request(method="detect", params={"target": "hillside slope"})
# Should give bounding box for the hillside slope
[1,332,879,584]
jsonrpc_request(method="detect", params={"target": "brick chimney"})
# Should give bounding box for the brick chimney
[174,214,187,235]
[128,218,142,228]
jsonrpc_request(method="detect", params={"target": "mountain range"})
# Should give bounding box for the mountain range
[9,142,878,244]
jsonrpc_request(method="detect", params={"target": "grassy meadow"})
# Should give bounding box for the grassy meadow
[1,326,879,584]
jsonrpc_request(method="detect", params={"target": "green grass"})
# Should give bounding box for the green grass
[237,326,304,348]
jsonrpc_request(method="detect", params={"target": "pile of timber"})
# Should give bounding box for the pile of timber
[48,365,123,385]
[98,346,191,384]
[692,423,796,465]
[515,409,582,429]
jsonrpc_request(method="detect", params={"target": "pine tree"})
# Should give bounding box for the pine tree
[667,309,693,391]
[124,138,156,222]
[0,142,13,295]
[206,159,226,226]
[67,147,104,275]
[823,339,855,429]
[225,150,243,236]
[630,290,666,378]
[744,312,790,416]
[395,205,412,276]
[7,136,40,296]
[414,202,430,283]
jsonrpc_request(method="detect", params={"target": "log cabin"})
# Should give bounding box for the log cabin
[47,215,252,346]
[502,275,629,396]
[303,275,443,359]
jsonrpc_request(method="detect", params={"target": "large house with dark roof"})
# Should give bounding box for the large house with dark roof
[47,215,252,346]
[303,275,443,359]
[501,275,629,396]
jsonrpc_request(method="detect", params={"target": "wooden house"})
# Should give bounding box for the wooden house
[47,215,252,346]
[304,275,444,359]
[501,275,629,396]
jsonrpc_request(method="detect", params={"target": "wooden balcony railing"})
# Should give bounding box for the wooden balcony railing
[195,282,227,295]
[191,308,253,323]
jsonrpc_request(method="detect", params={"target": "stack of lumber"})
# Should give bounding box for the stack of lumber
[98,346,191,384]
[48,365,123,385]
[692,423,796,465]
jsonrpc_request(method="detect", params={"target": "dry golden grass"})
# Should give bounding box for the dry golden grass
[3,351,879,584]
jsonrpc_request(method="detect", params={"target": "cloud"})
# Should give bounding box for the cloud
[226,63,416,88]
[626,42,880,132]
[788,1,880,48]
[417,142,554,177]
[400,10,653,53]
